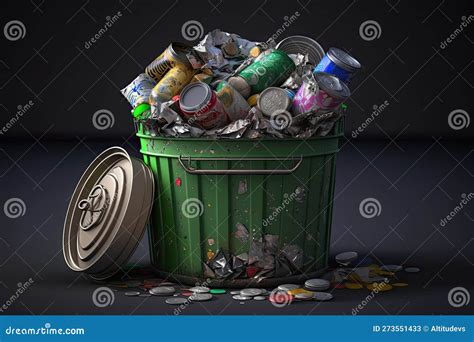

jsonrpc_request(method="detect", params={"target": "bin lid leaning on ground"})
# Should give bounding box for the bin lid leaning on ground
[62,146,155,280]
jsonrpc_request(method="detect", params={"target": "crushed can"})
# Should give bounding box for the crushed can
[179,82,230,130]
[292,75,320,114]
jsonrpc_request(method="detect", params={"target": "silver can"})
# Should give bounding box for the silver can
[257,87,294,117]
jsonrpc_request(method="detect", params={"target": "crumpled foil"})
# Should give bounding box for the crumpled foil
[140,106,342,139]
[191,29,257,70]
[281,53,313,90]
[208,249,233,279]
[135,30,345,139]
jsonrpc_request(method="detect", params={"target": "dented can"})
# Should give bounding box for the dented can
[313,72,351,110]
[292,76,319,114]
[179,82,230,130]
[145,43,192,82]
[216,81,250,121]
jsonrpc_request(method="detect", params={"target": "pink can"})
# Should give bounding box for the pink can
[293,72,350,113]
[292,76,319,114]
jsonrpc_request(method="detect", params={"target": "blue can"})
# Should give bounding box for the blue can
[313,48,361,83]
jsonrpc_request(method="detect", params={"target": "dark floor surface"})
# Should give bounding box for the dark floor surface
[0,139,472,315]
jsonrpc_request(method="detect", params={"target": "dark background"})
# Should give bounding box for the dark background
[0,0,473,139]
[0,0,472,316]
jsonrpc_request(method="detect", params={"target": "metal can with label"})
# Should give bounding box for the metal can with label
[149,65,195,106]
[145,43,192,82]
[313,72,351,110]
[216,81,250,121]
[237,49,296,95]
[179,82,230,130]
[121,73,156,108]
[257,87,294,117]
[292,76,319,114]
[314,48,361,83]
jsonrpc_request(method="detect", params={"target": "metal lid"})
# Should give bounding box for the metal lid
[180,82,212,112]
[327,47,361,72]
[314,72,351,99]
[275,35,325,65]
[257,87,292,117]
[63,147,154,280]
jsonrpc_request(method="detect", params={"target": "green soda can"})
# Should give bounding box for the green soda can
[238,49,296,95]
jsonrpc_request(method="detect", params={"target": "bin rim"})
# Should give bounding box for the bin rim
[135,131,343,142]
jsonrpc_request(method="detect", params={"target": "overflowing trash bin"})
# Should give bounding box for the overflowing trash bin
[63,28,362,288]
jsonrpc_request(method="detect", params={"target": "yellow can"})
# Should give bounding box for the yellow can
[149,65,195,105]
[145,43,192,82]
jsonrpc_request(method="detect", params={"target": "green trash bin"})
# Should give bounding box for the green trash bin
[136,119,344,287]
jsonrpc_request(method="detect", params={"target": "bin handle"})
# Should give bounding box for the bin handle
[178,156,303,175]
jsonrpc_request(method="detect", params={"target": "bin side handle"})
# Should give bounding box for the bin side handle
[178,156,303,175]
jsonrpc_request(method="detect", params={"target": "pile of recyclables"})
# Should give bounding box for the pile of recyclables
[121,29,361,140]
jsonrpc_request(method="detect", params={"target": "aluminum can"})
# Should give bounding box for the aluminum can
[238,49,296,95]
[313,72,351,110]
[216,81,250,121]
[149,65,194,105]
[314,47,361,83]
[179,82,230,130]
[145,43,192,82]
[257,87,294,117]
[292,76,319,114]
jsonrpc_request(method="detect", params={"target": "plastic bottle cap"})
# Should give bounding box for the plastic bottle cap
[132,103,151,119]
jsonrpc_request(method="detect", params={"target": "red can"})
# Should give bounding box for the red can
[179,82,230,130]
